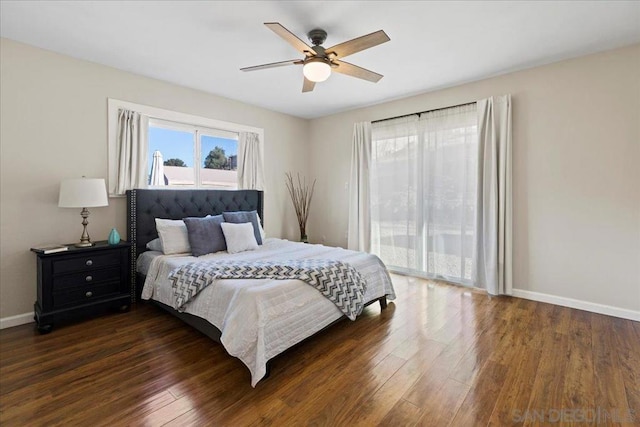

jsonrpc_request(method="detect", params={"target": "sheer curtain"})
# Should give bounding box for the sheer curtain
[371,104,478,285]
[237,132,265,190]
[371,115,420,271]
[115,109,148,196]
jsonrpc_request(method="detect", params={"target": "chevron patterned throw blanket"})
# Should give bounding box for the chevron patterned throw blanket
[168,259,368,320]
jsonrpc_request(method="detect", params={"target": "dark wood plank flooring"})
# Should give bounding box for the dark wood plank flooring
[1,275,638,426]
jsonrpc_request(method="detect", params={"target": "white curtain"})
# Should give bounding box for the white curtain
[371,104,478,284]
[115,109,148,196]
[237,132,265,190]
[475,95,513,295]
[371,116,419,265]
[348,122,372,252]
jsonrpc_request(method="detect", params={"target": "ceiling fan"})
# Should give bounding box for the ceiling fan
[240,23,390,93]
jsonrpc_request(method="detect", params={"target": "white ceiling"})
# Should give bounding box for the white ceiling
[1,1,639,119]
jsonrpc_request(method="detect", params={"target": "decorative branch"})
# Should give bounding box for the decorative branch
[285,172,316,241]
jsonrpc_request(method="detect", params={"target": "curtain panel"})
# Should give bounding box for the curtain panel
[370,115,419,266]
[237,132,265,191]
[370,105,478,285]
[115,109,149,196]
[348,122,372,252]
[475,95,513,295]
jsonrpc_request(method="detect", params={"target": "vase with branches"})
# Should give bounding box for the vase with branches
[285,172,316,243]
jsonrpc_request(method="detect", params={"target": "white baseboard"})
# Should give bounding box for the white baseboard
[512,289,640,322]
[0,312,34,330]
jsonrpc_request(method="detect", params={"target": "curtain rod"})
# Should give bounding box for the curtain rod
[371,101,477,124]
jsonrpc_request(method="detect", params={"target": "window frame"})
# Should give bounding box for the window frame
[107,98,263,197]
[147,118,240,190]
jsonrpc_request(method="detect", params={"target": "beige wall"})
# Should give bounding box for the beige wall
[308,44,640,312]
[2,38,638,320]
[0,38,309,319]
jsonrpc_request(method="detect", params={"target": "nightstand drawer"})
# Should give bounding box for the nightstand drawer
[52,266,121,291]
[53,252,121,275]
[53,282,120,308]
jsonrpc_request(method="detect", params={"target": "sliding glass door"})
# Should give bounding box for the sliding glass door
[370,104,478,285]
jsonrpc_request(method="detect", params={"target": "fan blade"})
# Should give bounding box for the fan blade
[240,59,302,72]
[302,77,316,93]
[325,30,390,59]
[265,22,315,57]
[332,60,383,82]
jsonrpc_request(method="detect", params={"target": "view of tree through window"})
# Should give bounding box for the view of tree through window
[202,144,237,171]
[164,158,186,167]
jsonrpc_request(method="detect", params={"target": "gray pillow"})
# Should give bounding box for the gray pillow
[146,238,163,252]
[183,215,226,256]
[222,210,262,245]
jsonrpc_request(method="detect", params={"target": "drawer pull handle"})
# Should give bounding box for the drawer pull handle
[85,275,93,282]
[86,291,93,298]
[86,260,93,266]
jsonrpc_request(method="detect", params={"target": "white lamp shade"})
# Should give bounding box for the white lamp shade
[58,178,109,208]
[303,60,331,83]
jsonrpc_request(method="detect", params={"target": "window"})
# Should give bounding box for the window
[148,119,238,189]
[370,103,478,285]
[107,99,263,196]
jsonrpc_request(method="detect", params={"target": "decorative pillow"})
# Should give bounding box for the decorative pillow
[146,238,163,252]
[257,213,266,241]
[220,222,259,254]
[154,218,191,255]
[183,215,226,257]
[223,211,262,245]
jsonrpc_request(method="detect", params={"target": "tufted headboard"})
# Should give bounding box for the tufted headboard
[126,189,264,299]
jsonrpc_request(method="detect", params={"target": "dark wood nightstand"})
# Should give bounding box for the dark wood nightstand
[31,241,132,334]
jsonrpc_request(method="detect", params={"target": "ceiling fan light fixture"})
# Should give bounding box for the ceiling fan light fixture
[303,59,331,82]
[241,23,390,92]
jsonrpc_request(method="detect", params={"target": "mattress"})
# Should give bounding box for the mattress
[140,238,395,386]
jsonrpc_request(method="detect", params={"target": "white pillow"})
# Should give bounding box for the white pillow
[221,222,259,254]
[146,238,163,252]
[154,219,191,255]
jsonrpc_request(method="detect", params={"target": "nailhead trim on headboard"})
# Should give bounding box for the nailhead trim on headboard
[129,189,137,303]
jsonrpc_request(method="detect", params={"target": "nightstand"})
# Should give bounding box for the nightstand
[31,241,132,334]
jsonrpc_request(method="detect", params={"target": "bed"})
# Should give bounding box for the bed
[127,189,396,386]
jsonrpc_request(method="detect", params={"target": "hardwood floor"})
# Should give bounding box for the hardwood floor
[1,275,638,426]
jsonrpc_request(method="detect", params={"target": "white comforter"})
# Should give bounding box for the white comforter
[140,238,396,386]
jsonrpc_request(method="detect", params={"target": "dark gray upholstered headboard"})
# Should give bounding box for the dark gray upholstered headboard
[126,189,264,299]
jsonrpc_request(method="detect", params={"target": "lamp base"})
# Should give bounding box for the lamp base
[76,207,94,248]
[74,242,94,248]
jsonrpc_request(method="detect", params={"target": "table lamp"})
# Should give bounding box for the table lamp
[58,178,109,247]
